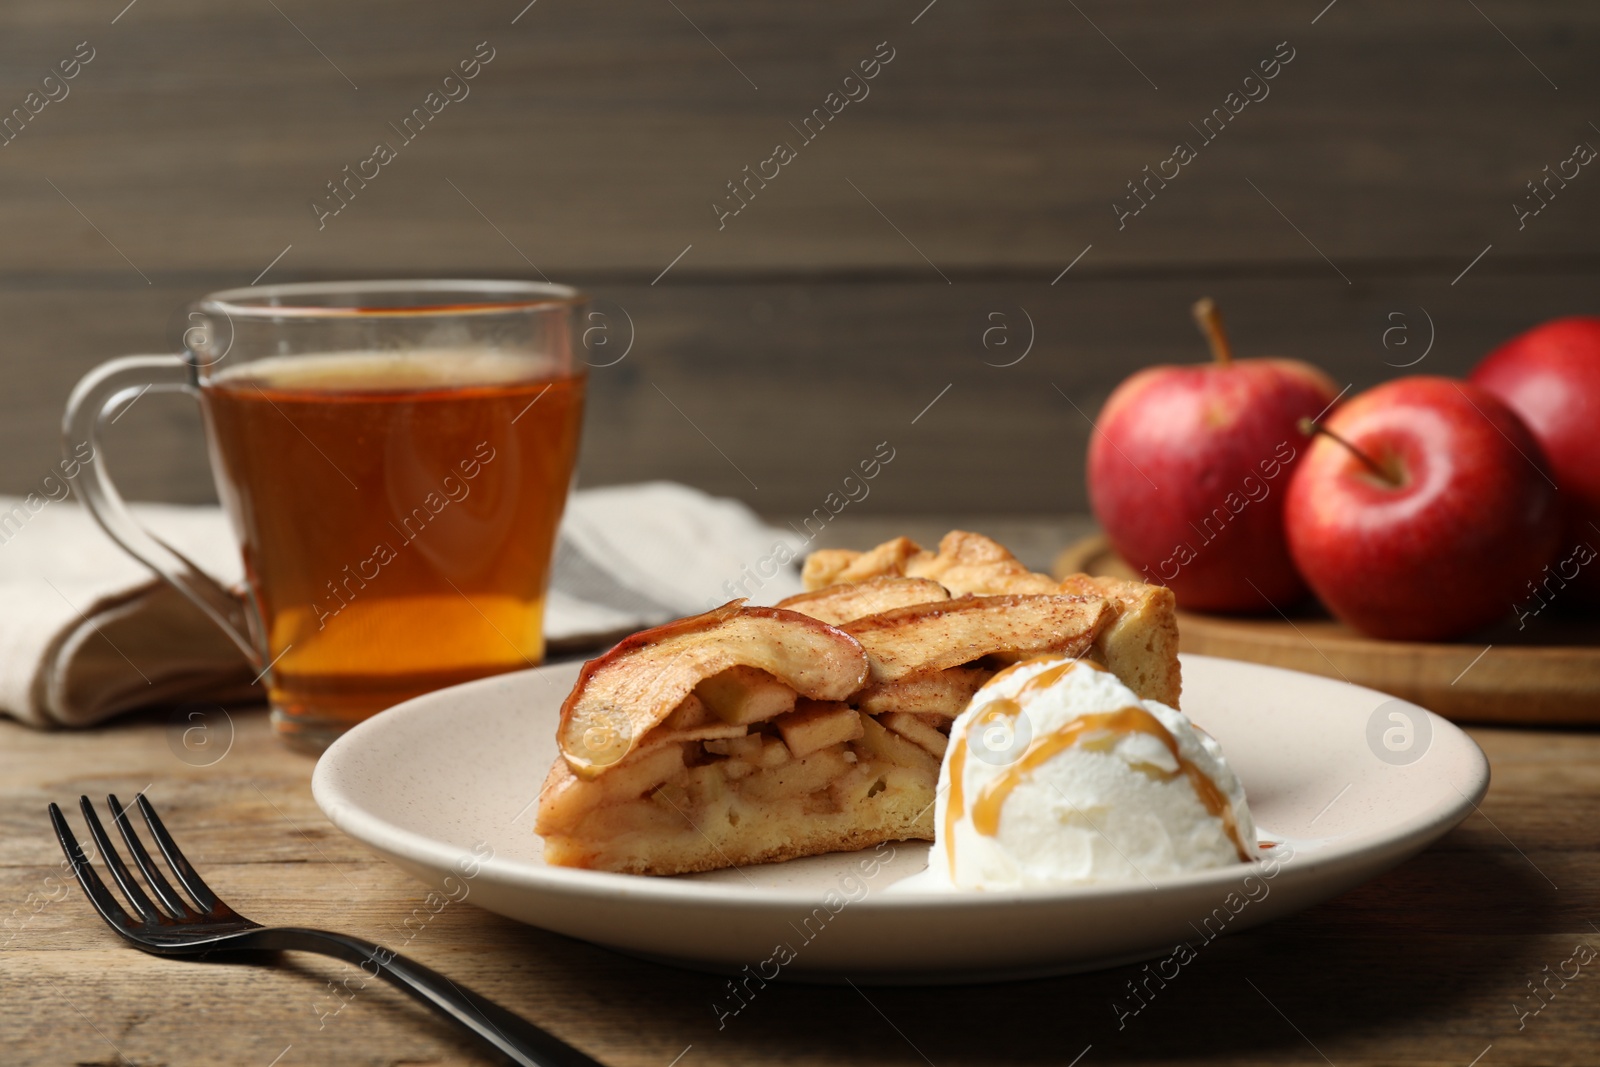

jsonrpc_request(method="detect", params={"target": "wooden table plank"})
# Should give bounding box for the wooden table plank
[3,680,1597,1065]
[12,267,1600,513]
[3,1,1598,274]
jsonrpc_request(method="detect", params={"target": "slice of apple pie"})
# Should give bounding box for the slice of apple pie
[534,531,1180,876]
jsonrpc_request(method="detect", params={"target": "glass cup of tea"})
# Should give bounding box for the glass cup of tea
[63,280,587,749]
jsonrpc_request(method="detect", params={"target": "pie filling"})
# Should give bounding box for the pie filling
[538,668,963,875]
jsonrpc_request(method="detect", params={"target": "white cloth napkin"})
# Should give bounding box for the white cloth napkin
[0,482,803,729]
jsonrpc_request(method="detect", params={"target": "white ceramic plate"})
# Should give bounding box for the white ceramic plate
[312,654,1488,983]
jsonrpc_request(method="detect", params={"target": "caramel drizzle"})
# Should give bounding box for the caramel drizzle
[943,732,967,874]
[982,654,1104,694]
[944,666,1249,866]
[945,657,1076,873]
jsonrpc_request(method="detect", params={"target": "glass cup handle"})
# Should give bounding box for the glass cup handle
[62,355,263,670]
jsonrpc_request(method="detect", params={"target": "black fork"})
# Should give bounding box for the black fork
[50,794,603,1067]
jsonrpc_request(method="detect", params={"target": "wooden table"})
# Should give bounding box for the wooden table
[4,517,1599,1066]
[5,709,1597,1067]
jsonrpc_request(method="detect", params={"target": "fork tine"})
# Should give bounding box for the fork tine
[106,794,195,919]
[77,797,166,923]
[134,794,224,915]
[48,802,135,932]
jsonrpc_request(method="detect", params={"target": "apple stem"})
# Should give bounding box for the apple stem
[1191,297,1233,367]
[1297,417,1400,486]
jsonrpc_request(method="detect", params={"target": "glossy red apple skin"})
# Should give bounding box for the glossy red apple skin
[1088,358,1339,612]
[1284,376,1561,641]
[1470,316,1600,600]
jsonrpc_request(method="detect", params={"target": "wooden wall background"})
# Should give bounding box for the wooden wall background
[2,0,1597,516]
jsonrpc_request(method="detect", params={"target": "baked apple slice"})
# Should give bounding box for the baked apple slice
[855,666,994,717]
[842,594,1111,683]
[557,601,868,778]
[776,576,949,626]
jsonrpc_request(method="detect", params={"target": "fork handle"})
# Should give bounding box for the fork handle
[239,927,605,1067]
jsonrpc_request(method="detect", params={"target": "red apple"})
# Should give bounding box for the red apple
[1284,376,1561,641]
[1470,316,1600,601]
[1088,298,1338,612]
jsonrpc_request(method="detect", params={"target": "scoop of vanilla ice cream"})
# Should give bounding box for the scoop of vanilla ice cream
[928,656,1255,889]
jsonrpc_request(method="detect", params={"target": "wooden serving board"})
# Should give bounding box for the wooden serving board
[1055,535,1600,726]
